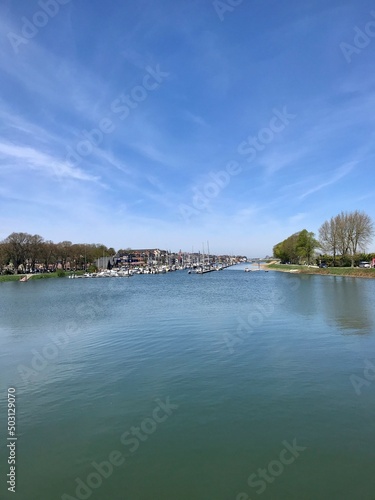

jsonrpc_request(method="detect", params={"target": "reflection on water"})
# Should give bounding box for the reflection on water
[277,272,375,335]
[1,268,375,499]
[320,276,374,334]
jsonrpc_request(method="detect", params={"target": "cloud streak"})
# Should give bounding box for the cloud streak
[1,1,375,255]
[0,141,100,182]
[298,162,355,200]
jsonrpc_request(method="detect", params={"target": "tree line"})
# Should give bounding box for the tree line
[273,210,374,267]
[0,233,116,274]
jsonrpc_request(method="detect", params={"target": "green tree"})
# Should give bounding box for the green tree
[273,232,300,263]
[273,241,288,262]
[296,230,319,264]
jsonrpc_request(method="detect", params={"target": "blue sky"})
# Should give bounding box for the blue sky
[1,0,374,256]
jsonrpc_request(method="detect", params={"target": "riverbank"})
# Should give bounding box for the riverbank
[0,271,84,283]
[266,263,375,279]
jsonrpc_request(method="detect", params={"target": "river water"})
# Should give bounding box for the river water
[1,264,375,499]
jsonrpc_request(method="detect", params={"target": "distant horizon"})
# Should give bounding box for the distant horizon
[1,1,375,256]
[1,231,262,258]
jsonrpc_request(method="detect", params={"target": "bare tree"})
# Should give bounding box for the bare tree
[40,240,57,271]
[337,213,350,264]
[319,211,374,267]
[28,234,44,271]
[347,210,374,266]
[57,241,72,270]
[0,242,9,273]
[2,232,31,273]
[319,217,339,266]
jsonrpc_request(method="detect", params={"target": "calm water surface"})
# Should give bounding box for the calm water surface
[1,265,375,499]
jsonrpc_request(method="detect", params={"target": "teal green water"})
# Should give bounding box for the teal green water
[1,265,375,499]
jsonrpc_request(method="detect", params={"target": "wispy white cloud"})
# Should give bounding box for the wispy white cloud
[1,1,375,255]
[288,212,307,225]
[232,206,259,224]
[261,146,312,176]
[183,110,209,127]
[129,140,182,170]
[298,162,355,200]
[0,141,100,182]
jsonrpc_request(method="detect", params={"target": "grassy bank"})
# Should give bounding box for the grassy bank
[0,271,84,283]
[267,263,375,279]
